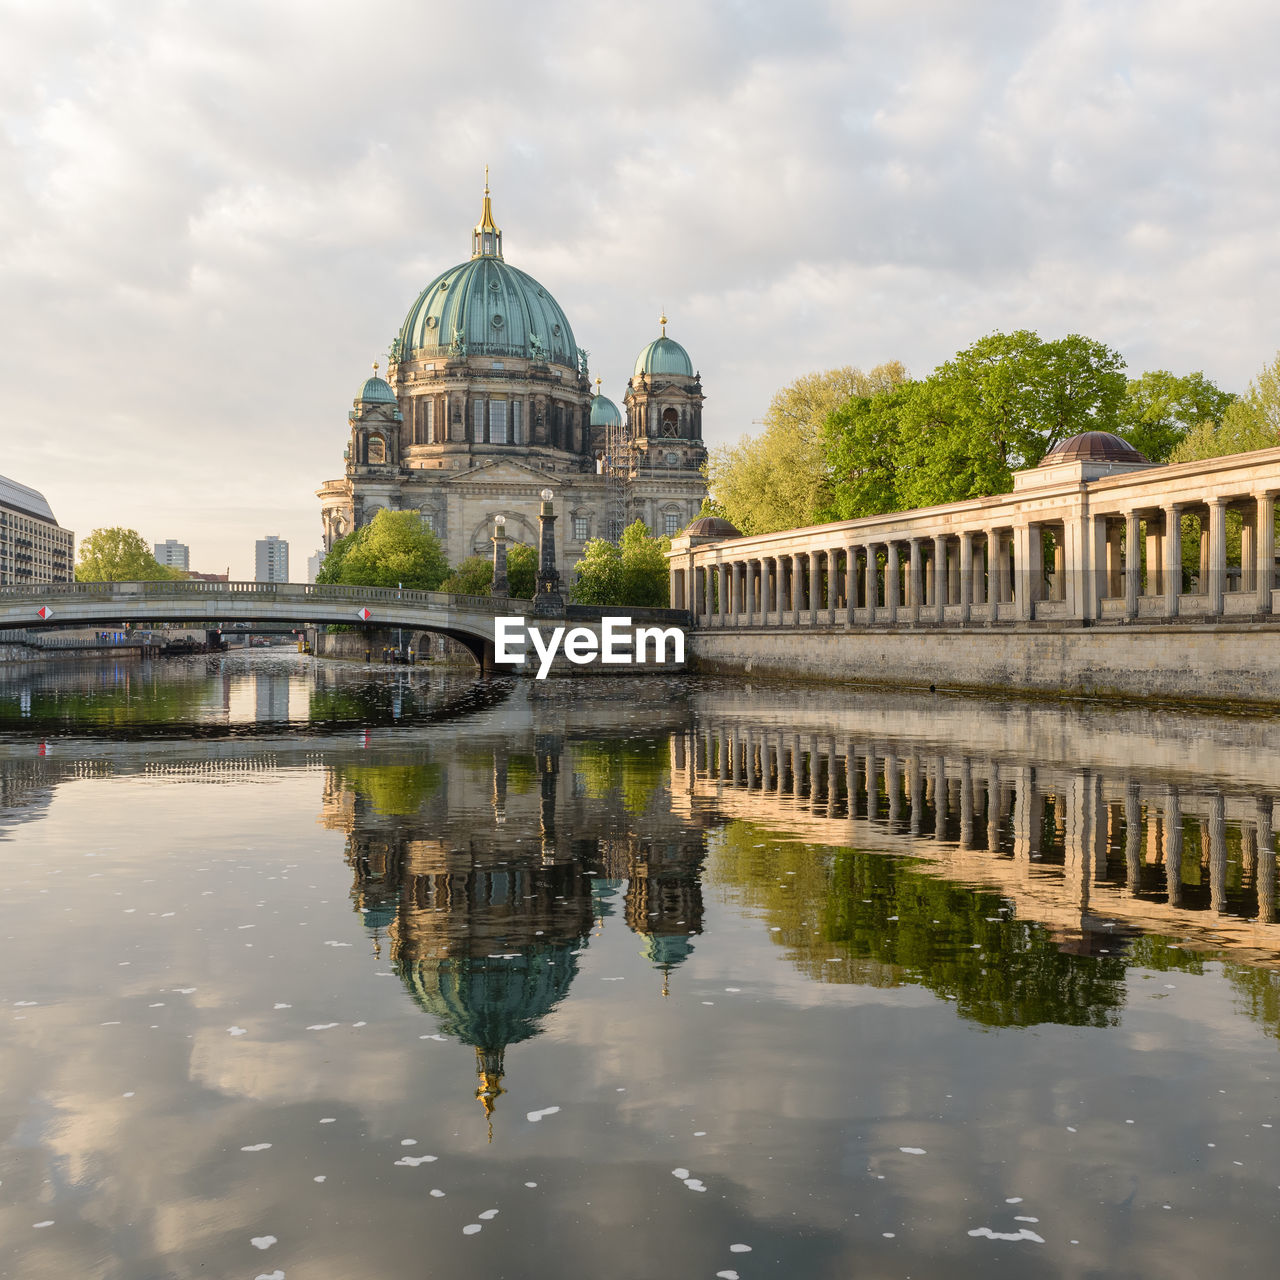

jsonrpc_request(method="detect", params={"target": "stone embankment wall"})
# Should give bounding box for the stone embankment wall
[690,623,1280,706]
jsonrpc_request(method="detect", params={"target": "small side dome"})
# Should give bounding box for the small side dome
[590,381,622,428]
[355,364,398,406]
[1040,431,1149,465]
[683,515,742,539]
[634,313,694,378]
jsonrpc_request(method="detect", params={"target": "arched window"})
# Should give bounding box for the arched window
[661,408,680,438]
[367,435,385,464]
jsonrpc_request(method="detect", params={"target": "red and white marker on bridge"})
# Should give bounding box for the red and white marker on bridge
[356,608,373,622]
[36,606,53,621]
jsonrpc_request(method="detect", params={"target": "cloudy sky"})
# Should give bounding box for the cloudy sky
[3,0,1279,578]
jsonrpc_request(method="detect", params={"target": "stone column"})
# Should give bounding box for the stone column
[1257,798,1275,924]
[743,562,754,626]
[809,552,822,625]
[885,542,900,624]
[1241,506,1257,594]
[845,546,858,624]
[1107,520,1124,599]
[1124,510,1141,620]
[1257,493,1276,615]
[1164,788,1183,906]
[718,563,730,624]
[908,538,922,617]
[826,550,838,618]
[864,543,878,621]
[984,530,999,622]
[1208,498,1227,616]
[933,536,947,621]
[958,532,973,623]
[703,564,713,620]
[791,555,805,621]
[1014,524,1034,621]
[1163,504,1183,618]
[947,540,961,607]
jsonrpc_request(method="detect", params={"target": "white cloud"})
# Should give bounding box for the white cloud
[2,0,1280,572]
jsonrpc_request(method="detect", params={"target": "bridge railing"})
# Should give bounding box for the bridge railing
[0,580,504,613]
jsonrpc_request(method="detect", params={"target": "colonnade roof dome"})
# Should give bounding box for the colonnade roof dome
[1039,431,1150,465]
[391,186,579,369]
[634,314,694,378]
[683,515,742,538]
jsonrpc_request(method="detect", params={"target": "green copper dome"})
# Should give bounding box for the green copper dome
[590,387,622,428]
[392,188,578,368]
[634,316,694,378]
[356,371,398,405]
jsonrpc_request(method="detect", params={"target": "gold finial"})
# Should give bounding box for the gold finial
[595,376,602,394]
[485,163,489,194]
[659,311,668,338]
[372,360,379,376]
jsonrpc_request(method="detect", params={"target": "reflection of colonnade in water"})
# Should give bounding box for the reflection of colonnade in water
[324,732,707,1126]
[672,723,1280,947]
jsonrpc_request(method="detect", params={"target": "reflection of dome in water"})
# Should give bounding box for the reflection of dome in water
[360,903,397,931]
[398,941,583,1129]
[641,932,694,970]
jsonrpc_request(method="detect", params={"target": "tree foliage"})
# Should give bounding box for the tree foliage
[76,527,183,582]
[707,363,908,534]
[570,520,671,608]
[822,331,1127,517]
[1169,351,1280,463]
[315,510,449,590]
[439,543,536,598]
[1116,369,1235,462]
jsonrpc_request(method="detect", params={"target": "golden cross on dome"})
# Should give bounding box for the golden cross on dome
[659,310,668,338]
[372,360,379,375]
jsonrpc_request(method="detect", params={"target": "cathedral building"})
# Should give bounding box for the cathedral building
[316,182,709,569]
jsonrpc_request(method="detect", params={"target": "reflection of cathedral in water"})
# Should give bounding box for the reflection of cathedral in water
[320,728,707,1126]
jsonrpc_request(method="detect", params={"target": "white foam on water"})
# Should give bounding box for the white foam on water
[319,1118,336,1124]
[307,1024,339,1031]
[672,1168,690,1179]
[250,1235,277,1249]
[527,1106,560,1122]
[462,1224,482,1235]
[524,1182,537,1188]
[729,1243,752,1253]
[724,987,741,993]
[969,1227,1044,1243]
[254,1271,284,1280]
[173,987,196,994]
[684,1179,707,1192]
[1005,1197,1023,1204]
[1014,1216,1039,1223]
[274,1003,291,1009]
[14,1001,37,1007]
[123,1092,134,1098]
[241,1144,272,1152]
[313,1176,326,1183]
[899,1147,926,1155]
[228,1027,247,1036]
[400,1139,417,1146]
[323,941,351,947]
[694,1131,707,1137]
[394,1155,437,1166]
[716,1272,739,1280]
[430,1189,445,1197]
[478,1209,499,1220]
[352,1021,366,1028]
[33,1221,53,1229]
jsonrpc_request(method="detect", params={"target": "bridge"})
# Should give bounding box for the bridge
[0,580,508,668]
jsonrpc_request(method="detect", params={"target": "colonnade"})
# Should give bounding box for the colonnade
[670,448,1280,629]
[672,726,1280,921]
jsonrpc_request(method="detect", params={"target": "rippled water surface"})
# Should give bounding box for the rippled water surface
[1,651,1278,1279]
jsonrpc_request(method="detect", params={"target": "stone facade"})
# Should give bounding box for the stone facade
[317,186,708,570]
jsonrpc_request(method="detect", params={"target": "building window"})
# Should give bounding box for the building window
[573,516,589,541]
[664,512,681,537]
[490,400,508,444]
[473,399,485,438]
[661,408,680,438]
[512,401,522,444]
[423,398,434,443]
[367,436,385,464]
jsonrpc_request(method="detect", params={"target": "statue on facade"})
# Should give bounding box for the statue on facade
[450,328,468,358]
[579,348,590,378]
[529,333,545,361]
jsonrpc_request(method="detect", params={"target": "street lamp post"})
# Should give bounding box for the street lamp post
[533,488,564,617]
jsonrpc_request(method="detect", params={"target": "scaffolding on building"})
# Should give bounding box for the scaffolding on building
[603,412,630,541]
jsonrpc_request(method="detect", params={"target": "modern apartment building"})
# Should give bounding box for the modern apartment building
[154,539,190,571]
[0,474,74,585]
[255,535,289,583]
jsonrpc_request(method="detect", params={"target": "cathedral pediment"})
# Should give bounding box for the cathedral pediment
[440,458,580,489]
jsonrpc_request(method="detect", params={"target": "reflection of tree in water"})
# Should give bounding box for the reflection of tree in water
[710,820,1128,1029]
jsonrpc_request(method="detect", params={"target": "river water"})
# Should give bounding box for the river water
[0,651,1277,1279]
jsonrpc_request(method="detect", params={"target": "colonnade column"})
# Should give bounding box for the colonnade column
[1208,498,1227,616]
[885,542,900,623]
[845,545,857,624]
[809,553,822,625]
[718,563,730,625]
[790,556,804,621]
[1258,492,1276,615]
[744,562,755,625]
[908,538,922,618]
[1163,504,1183,618]
[1014,524,1034,621]
[827,549,840,620]
[932,536,947,622]
[865,543,878,622]
[1124,510,1141,620]
[984,530,999,622]
[958,533,973,623]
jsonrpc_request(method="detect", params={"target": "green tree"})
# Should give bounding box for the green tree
[439,543,536,598]
[571,520,671,607]
[76,527,183,582]
[315,510,448,590]
[821,381,918,519]
[1116,369,1235,462]
[707,362,907,533]
[1169,351,1280,463]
